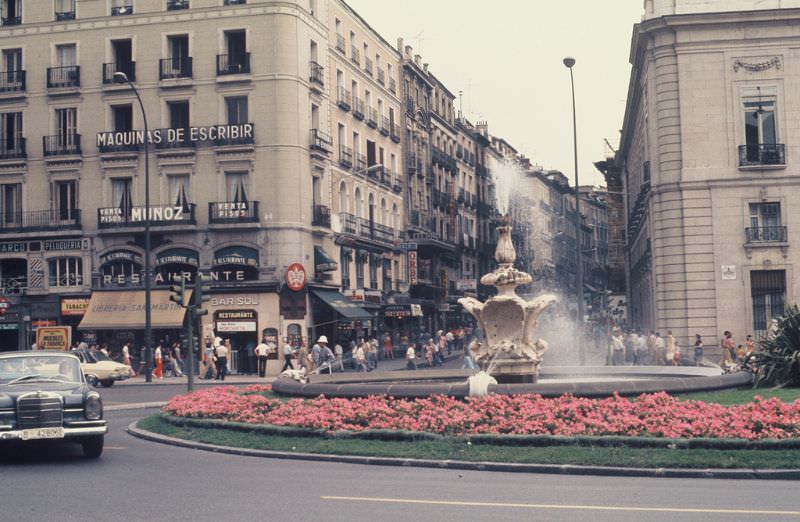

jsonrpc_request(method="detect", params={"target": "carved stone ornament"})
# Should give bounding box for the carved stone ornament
[733,57,781,73]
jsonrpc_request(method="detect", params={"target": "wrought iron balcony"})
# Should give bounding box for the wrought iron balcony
[746,226,787,243]
[1,16,21,25]
[47,65,80,88]
[209,201,259,224]
[388,77,396,94]
[213,123,254,146]
[103,62,136,84]
[98,138,140,154]
[0,70,25,92]
[43,134,81,156]
[352,96,365,119]
[391,123,401,143]
[159,57,192,79]
[339,145,353,168]
[224,0,246,4]
[309,61,324,86]
[406,97,415,114]
[216,53,250,75]
[111,4,133,15]
[0,276,26,295]
[338,212,395,245]
[0,209,81,233]
[97,204,196,228]
[55,10,75,20]
[367,107,378,128]
[363,56,373,76]
[376,68,385,85]
[739,144,786,167]
[0,137,26,160]
[350,46,360,65]
[380,116,391,136]
[312,204,331,227]
[167,0,189,9]
[310,129,332,152]
[355,153,367,171]
[337,87,351,111]
[336,34,346,53]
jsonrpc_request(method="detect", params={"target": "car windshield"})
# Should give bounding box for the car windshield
[85,350,110,363]
[0,355,82,384]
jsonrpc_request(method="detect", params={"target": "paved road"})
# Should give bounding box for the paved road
[2,408,799,522]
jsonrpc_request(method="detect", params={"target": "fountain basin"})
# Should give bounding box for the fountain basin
[271,366,753,399]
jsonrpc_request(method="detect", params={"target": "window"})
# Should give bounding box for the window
[49,257,82,287]
[338,181,348,213]
[1,0,21,25]
[340,249,350,290]
[354,187,362,218]
[168,100,189,129]
[748,202,783,242]
[162,34,191,79]
[54,107,78,150]
[55,0,75,20]
[382,258,391,290]
[355,251,364,289]
[112,104,133,132]
[111,0,133,16]
[225,172,248,203]
[0,111,22,157]
[225,96,248,124]
[220,30,248,74]
[168,175,190,211]
[56,43,76,68]
[369,255,378,289]
[742,87,782,165]
[366,140,376,167]
[51,180,78,221]
[751,270,786,337]
[111,177,132,211]
[0,183,20,225]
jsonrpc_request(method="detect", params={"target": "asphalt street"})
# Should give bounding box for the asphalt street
[1,402,799,522]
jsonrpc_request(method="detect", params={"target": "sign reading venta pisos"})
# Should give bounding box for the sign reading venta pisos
[96,124,254,148]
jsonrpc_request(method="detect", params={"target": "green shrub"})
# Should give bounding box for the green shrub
[755,304,800,388]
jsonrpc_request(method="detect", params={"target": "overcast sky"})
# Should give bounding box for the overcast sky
[345,0,644,187]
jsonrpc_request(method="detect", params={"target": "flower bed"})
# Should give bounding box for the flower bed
[162,386,800,441]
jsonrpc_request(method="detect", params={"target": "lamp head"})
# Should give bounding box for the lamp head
[563,57,576,68]
[113,71,129,83]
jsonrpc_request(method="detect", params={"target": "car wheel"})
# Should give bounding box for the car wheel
[100,380,114,388]
[86,375,98,387]
[81,435,104,459]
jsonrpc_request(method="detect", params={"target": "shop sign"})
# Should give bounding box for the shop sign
[364,290,382,305]
[212,202,253,221]
[99,205,188,225]
[214,310,258,333]
[101,250,143,265]
[44,239,87,251]
[210,295,260,307]
[408,251,418,285]
[410,304,423,317]
[213,246,259,267]
[346,289,365,302]
[32,320,57,328]
[36,326,71,351]
[0,323,18,330]
[0,242,27,253]
[96,123,254,148]
[156,248,199,267]
[384,305,411,318]
[0,296,8,316]
[102,269,250,287]
[61,297,90,316]
[285,263,307,292]
[721,265,736,280]
[456,279,477,292]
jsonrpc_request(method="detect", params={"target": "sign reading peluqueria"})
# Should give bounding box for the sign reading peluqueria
[96,124,254,147]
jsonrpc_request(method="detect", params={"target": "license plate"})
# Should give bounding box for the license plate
[20,427,65,440]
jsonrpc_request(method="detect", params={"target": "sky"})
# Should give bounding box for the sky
[344,0,645,187]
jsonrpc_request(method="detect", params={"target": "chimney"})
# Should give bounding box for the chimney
[397,37,404,53]
[423,63,429,73]
[477,121,489,137]
[405,45,412,58]
[414,54,421,66]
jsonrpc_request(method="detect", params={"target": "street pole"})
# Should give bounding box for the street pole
[564,57,585,365]
[115,72,152,382]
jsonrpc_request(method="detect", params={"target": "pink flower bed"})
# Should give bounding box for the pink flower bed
[162,386,800,440]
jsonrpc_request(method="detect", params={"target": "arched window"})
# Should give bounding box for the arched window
[380,198,387,225]
[392,203,398,232]
[354,187,362,217]
[368,193,375,223]
[338,181,348,214]
[48,257,83,288]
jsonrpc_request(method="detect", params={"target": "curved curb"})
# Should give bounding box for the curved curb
[106,401,167,412]
[126,420,800,480]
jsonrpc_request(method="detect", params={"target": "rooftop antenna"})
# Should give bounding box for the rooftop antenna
[458,90,463,118]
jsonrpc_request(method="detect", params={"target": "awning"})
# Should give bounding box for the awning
[78,290,191,330]
[314,246,338,273]
[310,289,372,320]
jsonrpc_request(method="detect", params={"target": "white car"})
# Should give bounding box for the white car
[74,349,132,387]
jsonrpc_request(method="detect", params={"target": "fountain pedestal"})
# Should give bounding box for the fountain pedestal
[459,221,556,383]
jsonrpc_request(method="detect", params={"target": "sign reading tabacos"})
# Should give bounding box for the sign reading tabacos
[96,123,254,147]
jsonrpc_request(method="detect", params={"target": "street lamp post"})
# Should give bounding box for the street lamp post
[114,71,153,382]
[563,56,585,365]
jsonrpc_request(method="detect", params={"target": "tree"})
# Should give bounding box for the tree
[754,304,800,388]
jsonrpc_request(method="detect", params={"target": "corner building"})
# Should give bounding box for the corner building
[0,0,405,359]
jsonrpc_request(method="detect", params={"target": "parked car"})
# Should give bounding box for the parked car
[74,349,132,387]
[0,352,107,458]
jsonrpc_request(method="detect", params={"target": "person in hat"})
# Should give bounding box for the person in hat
[312,335,327,369]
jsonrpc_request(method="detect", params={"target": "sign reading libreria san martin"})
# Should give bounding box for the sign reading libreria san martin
[96,123,254,148]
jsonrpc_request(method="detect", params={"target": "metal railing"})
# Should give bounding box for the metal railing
[388,77,396,94]
[98,139,140,154]
[209,201,259,224]
[337,87,351,111]
[739,144,786,167]
[391,123,401,143]
[312,204,331,227]
[159,57,192,79]
[339,145,353,168]
[746,226,787,243]
[0,137,26,160]
[335,34,346,53]
[310,129,332,152]
[110,4,133,15]
[1,16,21,25]
[380,116,390,136]
[154,128,196,149]
[0,276,26,295]
[355,153,366,171]
[352,96,364,119]
[47,65,80,88]
[97,203,196,228]
[339,213,395,245]
[216,52,250,75]
[167,0,189,9]
[55,10,75,20]
[350,46,360,65]
[43,134,81,156]
[0,70,25,92]
[309,61,324,85]
[103,61,136,84]
[0,209,81,233]
[213,123,255,146]
[367,107,378,128]
[363,56,373,76]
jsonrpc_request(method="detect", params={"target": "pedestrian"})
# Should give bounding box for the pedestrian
[255,337,270,378]
[319,343,335,374]
[297,342,311,374]
[281,341,295,372]
[100,343,109,357]
[720,331,736,368]
[334,343,344,372]
[406,342,417,370]
[383,333,394,359]
[665,331,676,365]
[311,337,324,370]
[646,331,657,365]
[462,345,476,370]
[445,330,455,355]
[154,342,163,379]
[246,340,257,376]
[635,332,646,366]
[214,337,228,380]
[611,328,625,365]
[693,334,704,366]
[355,340,368,372]
[655,333,665,366]
[425,339,434,367]
[745,335,755,355]
[122,343,134,376]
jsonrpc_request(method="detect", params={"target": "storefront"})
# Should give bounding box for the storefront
[310,287,372,347]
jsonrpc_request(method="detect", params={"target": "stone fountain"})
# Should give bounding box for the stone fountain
[459,218,557,383]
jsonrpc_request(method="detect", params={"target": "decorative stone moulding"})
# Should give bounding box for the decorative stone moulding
[733,57,781,73]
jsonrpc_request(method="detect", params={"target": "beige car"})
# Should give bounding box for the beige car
[74,349,132,387]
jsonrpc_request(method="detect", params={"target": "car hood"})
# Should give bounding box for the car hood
[0,382,88,409]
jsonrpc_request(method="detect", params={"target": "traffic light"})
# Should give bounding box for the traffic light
[192,273,211,317]
[169,276,187,307]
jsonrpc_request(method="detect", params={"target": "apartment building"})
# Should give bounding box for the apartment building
[618,0,800,348]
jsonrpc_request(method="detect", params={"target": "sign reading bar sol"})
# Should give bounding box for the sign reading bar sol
[285,263,307,292]
[36,326,71,351]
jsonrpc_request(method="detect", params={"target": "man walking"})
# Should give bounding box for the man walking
[334,342,344,372]
[255,337,270,378]
[214,337,228,381]
[281,341,295,372]
[312,336,326,370]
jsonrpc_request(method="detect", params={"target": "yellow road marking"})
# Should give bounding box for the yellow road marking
[321,496,800,516]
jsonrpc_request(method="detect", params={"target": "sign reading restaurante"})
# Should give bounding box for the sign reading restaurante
[96,123,254,148]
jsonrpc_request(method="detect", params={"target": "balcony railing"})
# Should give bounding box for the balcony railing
[97,204,196,228]
[376,68,385,85]
[159,57,193,80]
[0,209,81,233]
[0,276,26,295]
[339,145,353,168]
[312,204,331,227]
[350,46,360,65]
[310,129,332,152]
[309,61,324,86]
[167,0,190,9]
[339,213,395,245]
[746,226,787,243]
[0,137,26,160]
[154,128,196,150]
[47,65,80,88]
[0,70,25,92]
[1,16,21,26]
[367,107,378,128]
[224,0,246,4]
[209,201,259,224]
[335,34,346,53]
[98,138,140,154]
[103,62,136,84]
[379,116,390,136]
[213,123,254,146]
[391,123,401,143]
[352,96,364,119]
[55,10,76,20]
[406,97,415,114]
[388,77,396,94]
[217,52,250,75]
[406,153,417,174]
[355,153,366,171]
[43,134,81,156]
[739,144,786,167]
[337,87,351,111]
[111,4,133,15]
[363,56,373,76]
